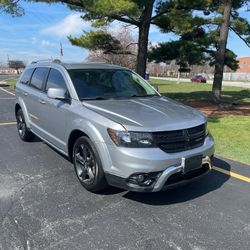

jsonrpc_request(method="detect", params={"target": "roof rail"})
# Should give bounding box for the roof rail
[31,59,61,64]
[86,61,110,64]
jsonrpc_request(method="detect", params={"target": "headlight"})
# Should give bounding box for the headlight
[107,128,154,147]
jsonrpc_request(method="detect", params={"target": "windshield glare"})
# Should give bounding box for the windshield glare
[68,69,158,100]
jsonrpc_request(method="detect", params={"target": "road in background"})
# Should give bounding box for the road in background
[0,74,18,81]
[151,77,250,88]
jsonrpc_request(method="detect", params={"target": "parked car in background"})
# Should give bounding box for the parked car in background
[15,60,214,193]
[191,75,207,83]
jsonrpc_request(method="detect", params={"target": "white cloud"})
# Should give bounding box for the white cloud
[41,13,91,37]
[16,50,55,57]
[149,24,160,34]
[0,38,30,44]
[41,40,51,46]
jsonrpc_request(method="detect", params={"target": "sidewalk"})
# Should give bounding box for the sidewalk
[151,77,250,88]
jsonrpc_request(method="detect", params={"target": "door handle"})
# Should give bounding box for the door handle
[39,99,46,104]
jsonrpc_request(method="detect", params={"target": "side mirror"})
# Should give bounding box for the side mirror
[47,88,67,100]
[151,84,159,92]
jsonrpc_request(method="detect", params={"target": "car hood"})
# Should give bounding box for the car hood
[82,96,206,131]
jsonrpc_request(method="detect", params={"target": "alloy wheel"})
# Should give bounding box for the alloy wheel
[74,143,97,185]
[17,114,26,138]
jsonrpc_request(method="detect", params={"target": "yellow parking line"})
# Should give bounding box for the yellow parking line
[0,122,16,126]
[0,87,15,96]
[213,166,250,183]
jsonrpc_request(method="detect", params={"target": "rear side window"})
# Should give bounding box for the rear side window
[20,68,34,85]
[45,69,67,91]
[30,67,48,90]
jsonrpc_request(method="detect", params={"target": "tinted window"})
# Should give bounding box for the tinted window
[30,67,48,90]
[20,68,34,85]
[46,69,67,91]
[68,69,158,100]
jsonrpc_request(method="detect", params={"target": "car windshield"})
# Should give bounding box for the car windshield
[68,69,159,100]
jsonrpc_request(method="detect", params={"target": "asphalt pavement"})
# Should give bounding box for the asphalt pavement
[0,88,250,250]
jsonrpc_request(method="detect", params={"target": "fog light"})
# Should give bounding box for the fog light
[128,172,162,187]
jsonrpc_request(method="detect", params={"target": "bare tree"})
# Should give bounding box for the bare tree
[8,60,25,74]
[87,28,137,70]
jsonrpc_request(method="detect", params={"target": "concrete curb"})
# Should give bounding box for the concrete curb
[215,154,250,168]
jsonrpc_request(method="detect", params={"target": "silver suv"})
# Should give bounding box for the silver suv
[15,60,214,192]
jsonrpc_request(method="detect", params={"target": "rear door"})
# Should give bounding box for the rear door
[38,68,69,151]
[15,67,35,112]
[25,67,49,135]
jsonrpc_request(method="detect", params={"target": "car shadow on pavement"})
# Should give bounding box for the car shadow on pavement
[38,141,232,200]
[32,136,42,143]
[122,157,231,205]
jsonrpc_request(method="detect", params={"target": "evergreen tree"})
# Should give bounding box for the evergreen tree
[149,0,250,103]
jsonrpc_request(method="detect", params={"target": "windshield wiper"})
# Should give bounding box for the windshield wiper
[81,94,159,101]
[129,94,159,98]
[81,96,108,101]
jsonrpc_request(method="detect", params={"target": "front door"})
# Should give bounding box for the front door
[38,68,69,151]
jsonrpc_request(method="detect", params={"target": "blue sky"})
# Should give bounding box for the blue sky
[0,1,250,65]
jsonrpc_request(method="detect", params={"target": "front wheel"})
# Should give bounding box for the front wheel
[16,109,35,142]
[73,136,108,192]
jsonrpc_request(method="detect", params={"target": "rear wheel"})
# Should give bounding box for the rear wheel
[16,109,34,142]
[73,136,107,192]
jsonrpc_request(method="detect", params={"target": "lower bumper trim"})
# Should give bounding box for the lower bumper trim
[105,156,212,193]
[105,173,154,192]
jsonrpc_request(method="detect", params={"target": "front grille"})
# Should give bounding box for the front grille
[164,164,210,186]
[153,124,206,153]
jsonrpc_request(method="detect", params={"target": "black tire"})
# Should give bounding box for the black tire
[16,109,35,142]
[73,136,108,192]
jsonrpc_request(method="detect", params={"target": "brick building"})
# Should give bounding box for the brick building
[236,57,250,73]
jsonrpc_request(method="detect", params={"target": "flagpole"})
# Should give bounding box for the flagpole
[60,42,63,60]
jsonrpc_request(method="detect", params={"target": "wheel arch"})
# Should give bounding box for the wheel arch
[15,103,21,116]
[67,129,89,162]
[14,99,31,128]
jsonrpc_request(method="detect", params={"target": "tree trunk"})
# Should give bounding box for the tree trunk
[136,0,154,78]
[212,0,232,103]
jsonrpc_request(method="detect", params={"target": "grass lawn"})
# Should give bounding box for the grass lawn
[150,79,250,165]
[208,116,250,165]
[150,79,250,105]
[6,79,18,89]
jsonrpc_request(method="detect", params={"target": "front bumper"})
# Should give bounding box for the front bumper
[105,155,212,192]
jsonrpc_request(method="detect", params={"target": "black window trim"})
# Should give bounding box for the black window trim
[44,68,71,99]
[43,68,51,92]
[19,68,35,85]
